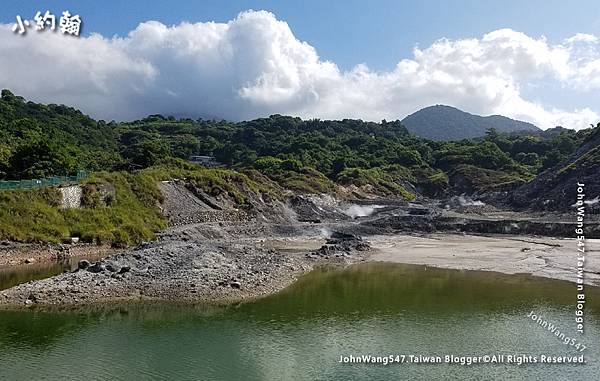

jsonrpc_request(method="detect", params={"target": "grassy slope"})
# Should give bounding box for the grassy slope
[336,166,416,200]
[0,165,280,246]
[0,171,165,245]
[450,164,531,193]
[557,146,600,176]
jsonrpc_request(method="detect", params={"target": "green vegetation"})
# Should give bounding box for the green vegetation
[557,146,600,175]
[336,166,415,199]
[0,90,120,178]
[401,104,539,141]
[98,114,598,198]
[0,164,280,245]
[139,162,282,204]
[449,165,531,193]
[0,171,165,245]
[1,89,595,198]
[0,89,599,244]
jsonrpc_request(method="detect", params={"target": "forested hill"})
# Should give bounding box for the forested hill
[509,124,600,210]
[0,89,120,178]
[402,105,539,141]
[0,89,596,199]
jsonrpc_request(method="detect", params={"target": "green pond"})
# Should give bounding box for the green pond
[0,254,106,291]
[0,263,598,380]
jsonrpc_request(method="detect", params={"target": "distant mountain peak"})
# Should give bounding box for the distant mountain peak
[401,105,539,141]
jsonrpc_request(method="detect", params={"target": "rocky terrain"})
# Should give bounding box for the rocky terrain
[0,226,370,307]
[1,179,598,309]
[0,183,372,307]
[508,128,600,211]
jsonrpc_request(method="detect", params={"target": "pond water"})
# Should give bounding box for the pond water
[0,263,598,380]
[0,254,105,291]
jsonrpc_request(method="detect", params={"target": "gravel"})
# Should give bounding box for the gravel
[2,181,591,309]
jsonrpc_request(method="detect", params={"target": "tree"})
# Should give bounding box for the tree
[471,141,512,170]
[515,152,540,166]
[170,134,201,159]
[542,150,565,169]
[393,149,422,166]
[120,130,171,168]
[8,139,76,178]
[485,127,500,142]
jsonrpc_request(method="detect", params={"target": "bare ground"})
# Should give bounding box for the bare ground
[0,222,369,308]
[368,233,600,286]
[1,182,598,309]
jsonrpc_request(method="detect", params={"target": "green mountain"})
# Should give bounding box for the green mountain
[0,89,121,178]
[402,105,539,141]
[0,89,594,203]
[0,89,598,244]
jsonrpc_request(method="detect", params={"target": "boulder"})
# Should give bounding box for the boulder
[118,266,131,274]
[87,262,105,273]
[105,262,119,272]
[78,260,90,270]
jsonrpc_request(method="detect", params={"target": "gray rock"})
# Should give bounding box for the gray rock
[105,262,119,272]
[87,262,105,273]
[356,242,371,251]
[230,281,241,289]
[78,260,90,270]
[26,293,37,305]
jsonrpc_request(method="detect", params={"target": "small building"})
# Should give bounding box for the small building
[188,155,221,167]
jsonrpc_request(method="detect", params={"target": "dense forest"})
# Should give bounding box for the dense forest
[0,89,596,197]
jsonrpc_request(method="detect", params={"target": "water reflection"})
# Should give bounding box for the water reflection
[237,263,600,318]
[0,263,598,380]
[0,254,106,291]
[0,310,92,348]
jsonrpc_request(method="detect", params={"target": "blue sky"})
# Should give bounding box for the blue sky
[1,1,600,128]
[2,0,600,71]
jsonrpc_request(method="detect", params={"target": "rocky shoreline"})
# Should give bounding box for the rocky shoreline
[0,222,371,308]
[0,242,117,267]
[1,183,598,310]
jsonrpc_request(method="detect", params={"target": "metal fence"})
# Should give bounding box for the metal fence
[0,170,89,190]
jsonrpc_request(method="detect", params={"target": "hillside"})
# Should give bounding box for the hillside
[0,164,283,245]
[0,89,597,246]
[0,90,121,178]
[509,124,600,211]
[1,91,590,197]
[402,105,539,141]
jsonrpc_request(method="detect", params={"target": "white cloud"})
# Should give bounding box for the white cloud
[565,33,598,44]
[0,10,599,129]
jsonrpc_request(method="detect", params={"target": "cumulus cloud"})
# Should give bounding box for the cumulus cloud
[0,10,599,129]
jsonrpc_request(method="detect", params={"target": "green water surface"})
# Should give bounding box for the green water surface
[0,263,598,380]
